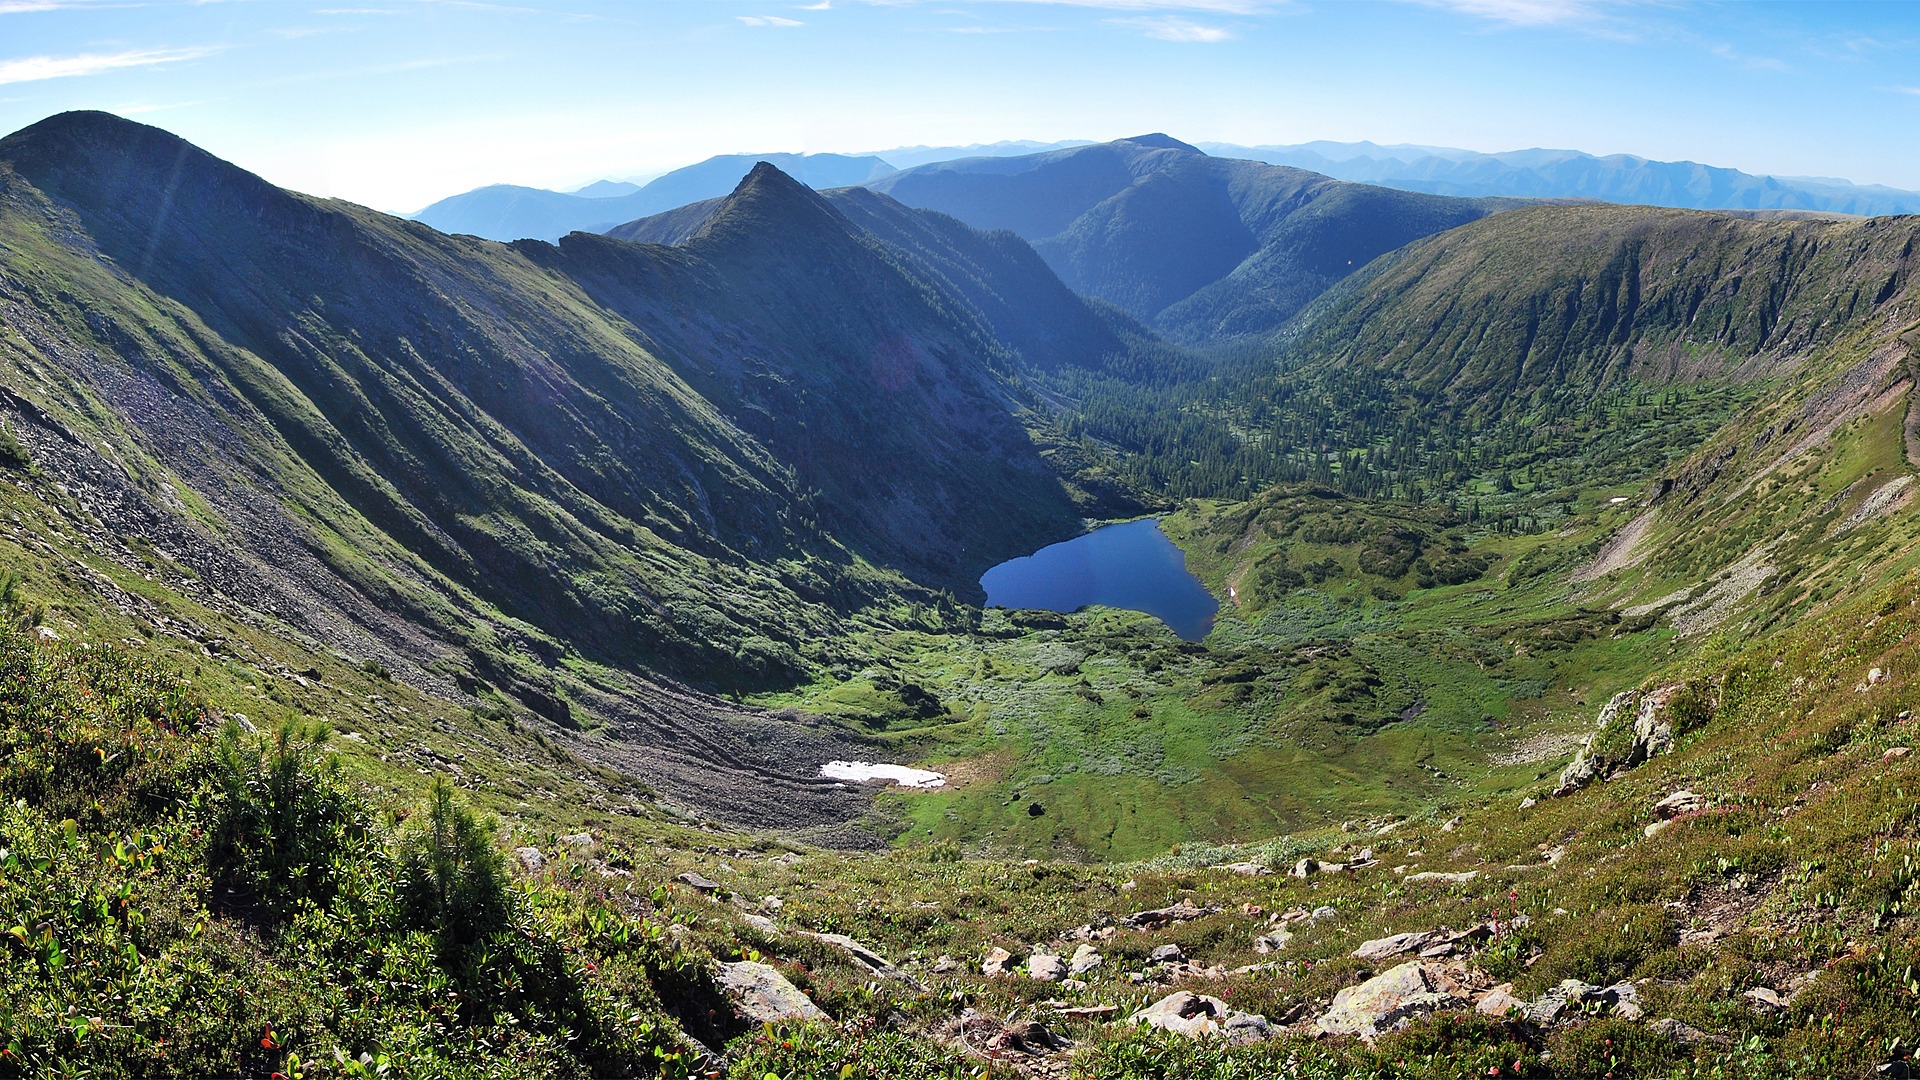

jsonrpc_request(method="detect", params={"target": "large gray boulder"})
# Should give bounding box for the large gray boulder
[1314,962,1466,1041]
[714,961,825,1023]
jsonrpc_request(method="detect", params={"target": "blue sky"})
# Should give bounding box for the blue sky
[1,0,1916,213]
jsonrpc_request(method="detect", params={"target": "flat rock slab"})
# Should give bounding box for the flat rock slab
[715,961,825,1024]
[1353,931,1434,961]
[676,871,722,892]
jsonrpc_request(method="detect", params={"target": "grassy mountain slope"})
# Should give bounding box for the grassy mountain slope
[867,135,1520,345]
[523,163,1093,590]
[0,111,1120,830]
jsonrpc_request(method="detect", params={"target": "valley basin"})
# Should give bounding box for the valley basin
[979,518,1218,641]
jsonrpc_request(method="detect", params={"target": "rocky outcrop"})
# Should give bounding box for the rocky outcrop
[714,961,825,1023]
[1314,962,1467,1041]
[1556,686,1704,796]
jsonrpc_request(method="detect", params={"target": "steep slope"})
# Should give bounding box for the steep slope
[1280,204,1919,419]
[412,152,895,242]
[1210,139,1920,216]
[0,111,1087,829]
[866,135,1521,345]
[526,163,1091,589]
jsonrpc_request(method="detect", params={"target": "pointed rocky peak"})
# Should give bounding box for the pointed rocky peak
[688,160,861,253]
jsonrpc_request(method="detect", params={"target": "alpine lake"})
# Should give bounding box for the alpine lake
[979,518,1219,641]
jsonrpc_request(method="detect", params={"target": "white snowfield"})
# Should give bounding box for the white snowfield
[819,761,948,788]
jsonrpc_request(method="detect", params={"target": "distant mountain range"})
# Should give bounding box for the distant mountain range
[416,136,1920,248]
[615,134,1524,346]
[1201,140,1920,217]
[410,152,895,242]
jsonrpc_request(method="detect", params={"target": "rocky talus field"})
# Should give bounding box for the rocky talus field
[2,111,1920,1078]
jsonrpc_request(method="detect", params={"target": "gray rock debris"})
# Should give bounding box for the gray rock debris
[1132,991,1270,1042]
[1526,979,1638,1025]
[511,846,544,873]
[1150,943,1186,965]
[1121,898,1221,928]
[714,961,825,1024]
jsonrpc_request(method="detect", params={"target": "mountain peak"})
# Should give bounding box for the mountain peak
[1119,133,1201,154]
[0,108,298,253]
[688,160,854,250]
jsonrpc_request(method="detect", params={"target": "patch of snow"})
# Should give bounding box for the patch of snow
[819,761,947,788]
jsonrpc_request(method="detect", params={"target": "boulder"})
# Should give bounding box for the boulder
[1648,1017,1728,1047]
[1131,991,1263,1039]
[511,846,544,873]
[1150,943,1186,965]
[1314,962,1466,1041]
[1655,790,1709,818]
[1253,930,1292,954]
[1476,983,1526,1018]
[798,931,925,990]
[1215,861,1270,876]
[675,871,722,893]
[1292,857,1320,878]
[1406,870,1479,885]
[982,947,1016,976]
[1222,1010,1273,1044]
[1309,906,1339,924]
[715,961,825,1024]
[1069,943,1104,976]
[1525,979,1637,1025]
[1557,689,1669,796]
[740,913,779,935]
[1744,986,1785,1012]
[1886,746,1911,760]
[1352,932,1434,961]
[1027,953,1068,981]
[560,832,594,850]
[1643,820,1673,839]
[930,955,960,974]
[1121,899,1220,928]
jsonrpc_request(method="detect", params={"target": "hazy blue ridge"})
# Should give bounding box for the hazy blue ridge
[1204,140,1920,216]
[410,152,896,241]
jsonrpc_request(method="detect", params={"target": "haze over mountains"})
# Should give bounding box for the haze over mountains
[1204,140,1920,217]
[414,136,1920,250]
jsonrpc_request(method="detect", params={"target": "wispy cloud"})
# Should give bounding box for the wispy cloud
[737,14,804,25]
[1404,0,1600,25]
[1893,87,1920,96]
[0,47,216,85]
[988,0,1268,11]
[1107,13,1233,40]
[1711,42,1787,72]
[111,99,206,114]
[0,0,74,12]
[798,0,831,8]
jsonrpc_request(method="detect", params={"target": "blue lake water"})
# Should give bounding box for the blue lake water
[979,518,1219,641]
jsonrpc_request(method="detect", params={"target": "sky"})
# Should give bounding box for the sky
[0,0,1917,214]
